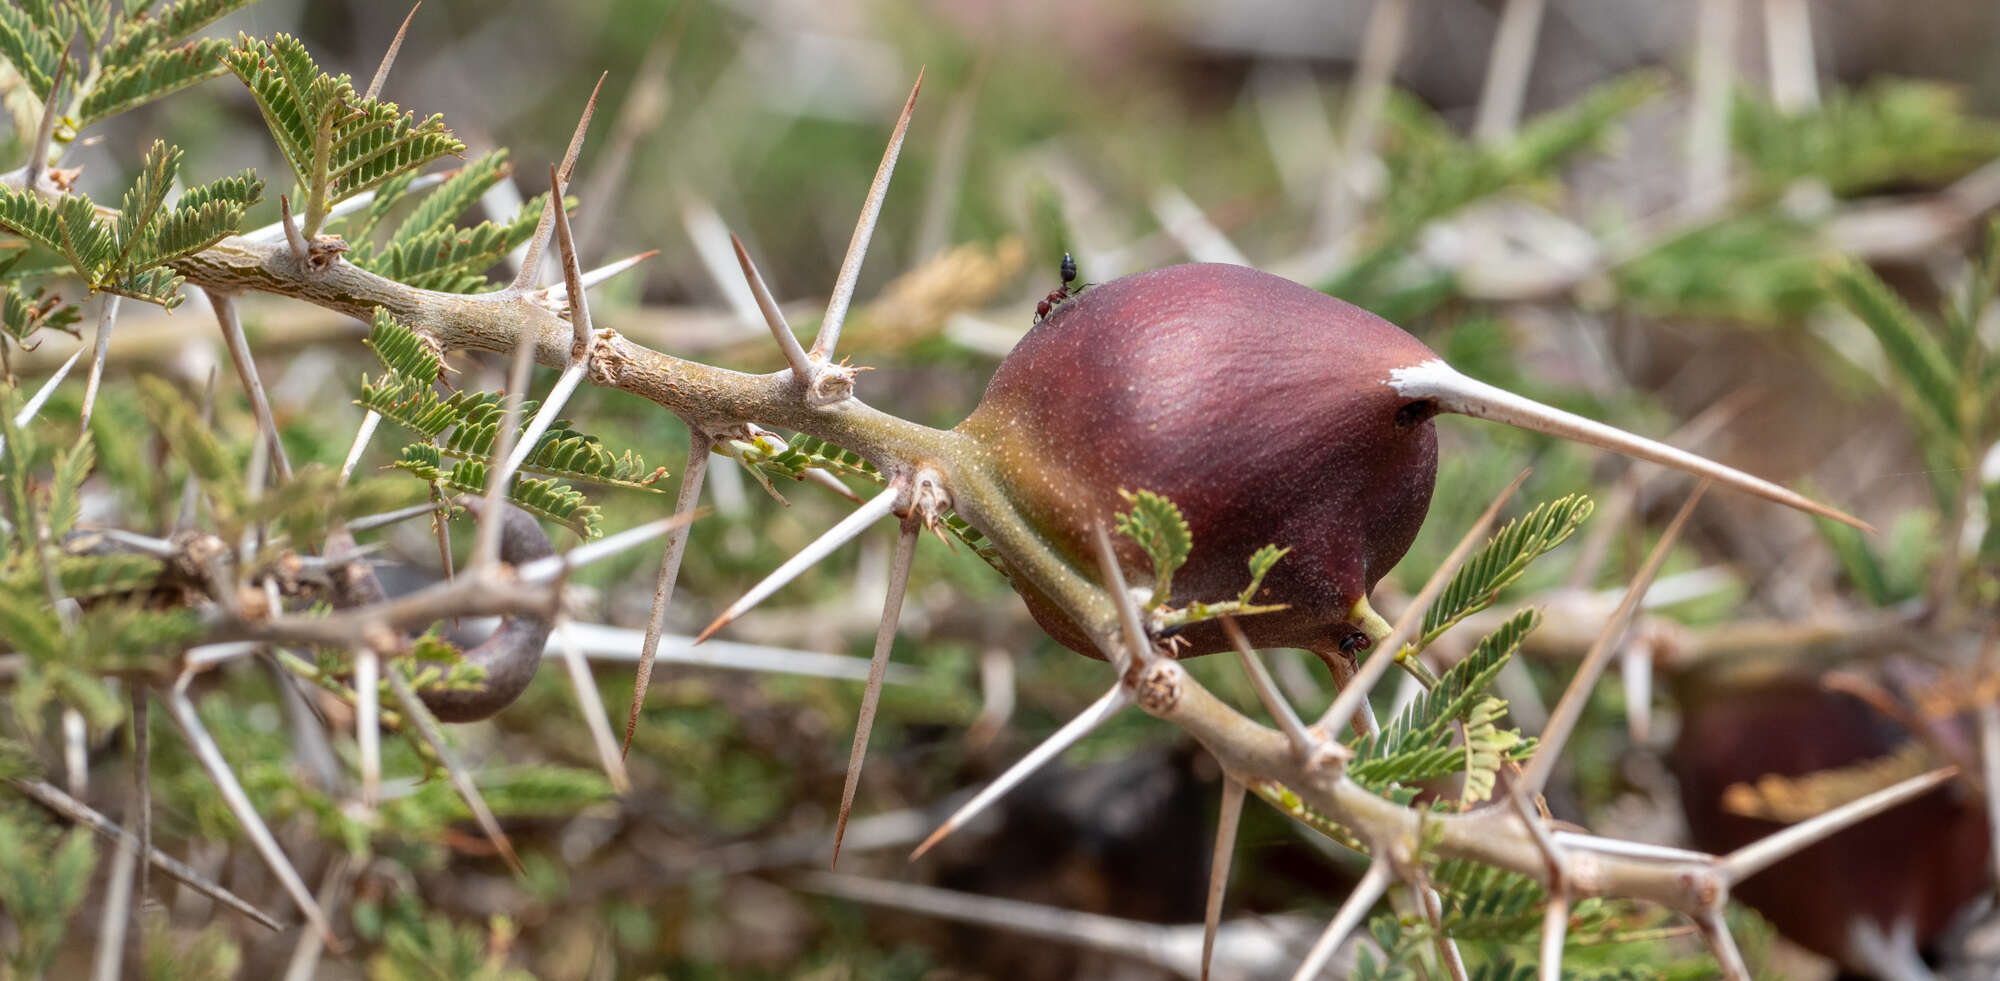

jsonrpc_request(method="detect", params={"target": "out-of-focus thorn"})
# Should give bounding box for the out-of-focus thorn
[383,668,524,875]
[1091,522,1152,672]
[832,519,919,866]
[209,290,294,480]
[0,342,84,456]
[1290,856,1393,981]
[965,644,1015,752]
[355,648,380,809]
[1149,185,1249,265]
[623,435,710,756]
[517,511,702,584]
[1201,777,1246,981]
[346,500,444,534]
[1719,766,1958,884]
[24,55,66,189]
[811,68,924,362]
[1222,615,1313,757]
[541,250,659,304]
[162,683,338,945]
[911,685,1131,861]
[244,174,445,244]
[1697,908,1752,981]
[1473,0,1546,143]
[337,411,383,487]
[1621,640,1654,743]
[6,775,283,932]
[556,621,631,795]
[694,487,897,643]
[77,296,119,431]
[1522,483,1707,794]
[471,333,536,567]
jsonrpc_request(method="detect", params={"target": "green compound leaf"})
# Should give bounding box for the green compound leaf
[78,37,233,125]
[1114,487,1191,609]
[1420,495,1590,648]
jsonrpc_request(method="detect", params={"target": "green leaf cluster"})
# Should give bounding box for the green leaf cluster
[0,140,262,308]
[224,32,464,235]
[1419,495,1590,649]
[1734,79,2000,196]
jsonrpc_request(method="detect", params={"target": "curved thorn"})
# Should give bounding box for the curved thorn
[1201,777,1246,981]
[1092,522,1151,671]
[812,68,924,361]
[695,486,898,643]
[1390,359,1869,530]
[162,684,338,945]
[833,518,919,866]
[384,668,523,873]
[625,435,710,756]
[1521,482,1707,794]
[1318,470,1529,731]
[511,73,605,292]
[1291,856,1392,981]
[364,3,420,102]
[730,233,813,384]
[1222,616,1312,756]
[911,685,1131,861]
[6,775,282,933]
[1718,765,1958,884]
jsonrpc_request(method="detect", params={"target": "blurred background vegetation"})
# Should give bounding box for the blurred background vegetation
[4,0,2000,978]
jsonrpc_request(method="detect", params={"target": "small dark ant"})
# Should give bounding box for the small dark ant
[1034,251,1081,323]
[1338,630,1372,655]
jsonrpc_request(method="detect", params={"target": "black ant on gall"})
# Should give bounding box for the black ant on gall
[1034,251,1083,323]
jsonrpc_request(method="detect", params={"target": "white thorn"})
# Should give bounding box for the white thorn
[1291,857,1392,981]
[355,648,380,809]
[695,487,898,642]
[510,74,605,292]
[1092,523,1152,672]
[363,3,420,103]
[495,358,588,489]
[812,69,924,362]
[0,342,85,455]
[77,296,119,431]
[472,333,537,567]
[163,682,337,945]
[383,668,522,873]
[243,174,446,244]
[1389,359,1867,530]
[1222,616,1313,757]
[1538,890,1568,981]
[1522,482,1706,794]
[518,511,702,584]
[911,685,1131,860]
[346,500,443,534]
[546,163,594,355]
[1202,777,1246,981]
[834,519,919,866]
[1719,766,1958,884]
[337,411,383,486]
[1698,908,1753,981]
[552,620,923,685]
[556,621,631,795]
[541,250,659,303]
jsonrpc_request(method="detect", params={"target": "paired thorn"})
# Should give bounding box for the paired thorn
[624,434,711,757]
[1200,777,1246,981]
[383,668,524,874]
[812,69,924,364]
[1317,470,1530,733]
[489,163,597,498]
[1520,481,1708,795]
[910,685,1132,861]
[832,518,920,866]
[1291,856,1393,981]
[730,234,813,384]
[1718,765,1958,884]
[364,4,421,103]
[511,73,605,292]
[162,682,338,946]
[1391,360,1869,531]
[694,486,899,643]
[7,775,282,932]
